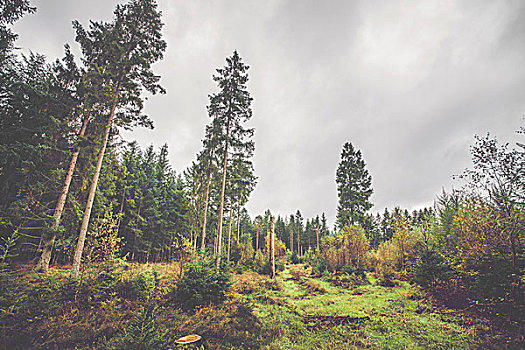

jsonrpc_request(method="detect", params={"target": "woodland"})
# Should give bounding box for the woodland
[0,1,523,349]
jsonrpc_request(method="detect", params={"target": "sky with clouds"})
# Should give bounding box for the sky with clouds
[12,0,525,227]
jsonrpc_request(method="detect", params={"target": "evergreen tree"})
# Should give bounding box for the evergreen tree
[335,142,373,229]
[206,51,254,268]
[0,0,35,58]
[71,0,166,278]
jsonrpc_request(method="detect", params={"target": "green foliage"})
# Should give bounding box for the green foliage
[107,304,170,350]
[237,233,254,268]
[310,255,327,275]
[414,249,452,289]
[289,250,302,264]
[0,228,18,264]
[118,142,189,263]
[172,255,231,310]
[336,142,373,228]
[253,249,266,272]
[85,205,122,263]
[0,0,35,55]
[129,269,160,300]
[321,225,370,272]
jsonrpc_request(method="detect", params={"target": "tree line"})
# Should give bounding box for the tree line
[1,0,523,307]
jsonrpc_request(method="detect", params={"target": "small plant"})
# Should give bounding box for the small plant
[0,228,18,265]
[290,251,302,264]
[107,304,170,350]
[130,269,160,300]
[171,255,231,310]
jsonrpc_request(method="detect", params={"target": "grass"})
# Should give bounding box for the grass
[1,261,521,349]
[243,264,474,350]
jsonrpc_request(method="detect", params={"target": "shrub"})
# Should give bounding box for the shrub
[171,255,231,310]
[414,249,452,289]
[129,269,160,300]
[254,250,265,273]
[106,304,170,350]
[311,255,327,275]
[290,251,302,264]
[328,265,370,289]
[88,258,129,302]
[238,233,255,267]
[373,241,398,287]
[303,279,327,295]
[321,225,369,272]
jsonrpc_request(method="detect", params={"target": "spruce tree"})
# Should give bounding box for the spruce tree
[335,142,373,229]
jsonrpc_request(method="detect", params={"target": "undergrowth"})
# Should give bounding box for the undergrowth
[0,261,522,349]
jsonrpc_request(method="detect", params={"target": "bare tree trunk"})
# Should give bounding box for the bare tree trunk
[115,188,126,232]
[290,228,293,254]
[236,199,241,241]
[256,222,260,251]
[270,216,275,279]
[297,229,300,256]
[193,194,202,253]
[316,224,320,253]
[227,201,233,261]
[71,87,120,279]
[216,119,230,269]
[36,113,90,272]
[200,170,212,251]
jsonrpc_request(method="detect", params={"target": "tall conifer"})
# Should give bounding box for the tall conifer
[335,142,373,229]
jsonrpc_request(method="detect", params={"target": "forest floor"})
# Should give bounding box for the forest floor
[236,265,478,349]
[1,262,523,349]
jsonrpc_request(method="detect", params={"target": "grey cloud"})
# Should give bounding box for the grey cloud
[11,0,525,227]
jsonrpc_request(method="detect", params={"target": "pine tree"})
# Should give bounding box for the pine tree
[206,51,254,269]
[71,0,166,278]
[335,142,373,229]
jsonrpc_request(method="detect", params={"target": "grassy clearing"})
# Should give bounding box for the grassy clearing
[241,264,475,350]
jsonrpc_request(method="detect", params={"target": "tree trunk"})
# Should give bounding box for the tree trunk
[290,228,293,253]
[270,216,275,279]
[115,188,126,232]
[236,199,241,242]
[227,201,233,261]
[71,86,120,279]
[297,229,300,256]
[36,112,90,273]
[216,119,230,269]
[256,222,260,251]
[200,169,212,251]
[316,224,320,253]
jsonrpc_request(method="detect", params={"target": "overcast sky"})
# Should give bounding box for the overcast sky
[13,0,525,227]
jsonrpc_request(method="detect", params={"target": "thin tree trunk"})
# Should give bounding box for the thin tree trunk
[236,199,241,242]
[216,119,230,269]
[200,169,211,251]
[115,188,126,232]
[71,84,120,279]
[36,112,90,273]
[290,228,293,254]
[227,202,233,261]
[270,216,275,279]
[256,222,260,251]
[193,195,202,253]
[316,224,320,254]
[297,229,300,256]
